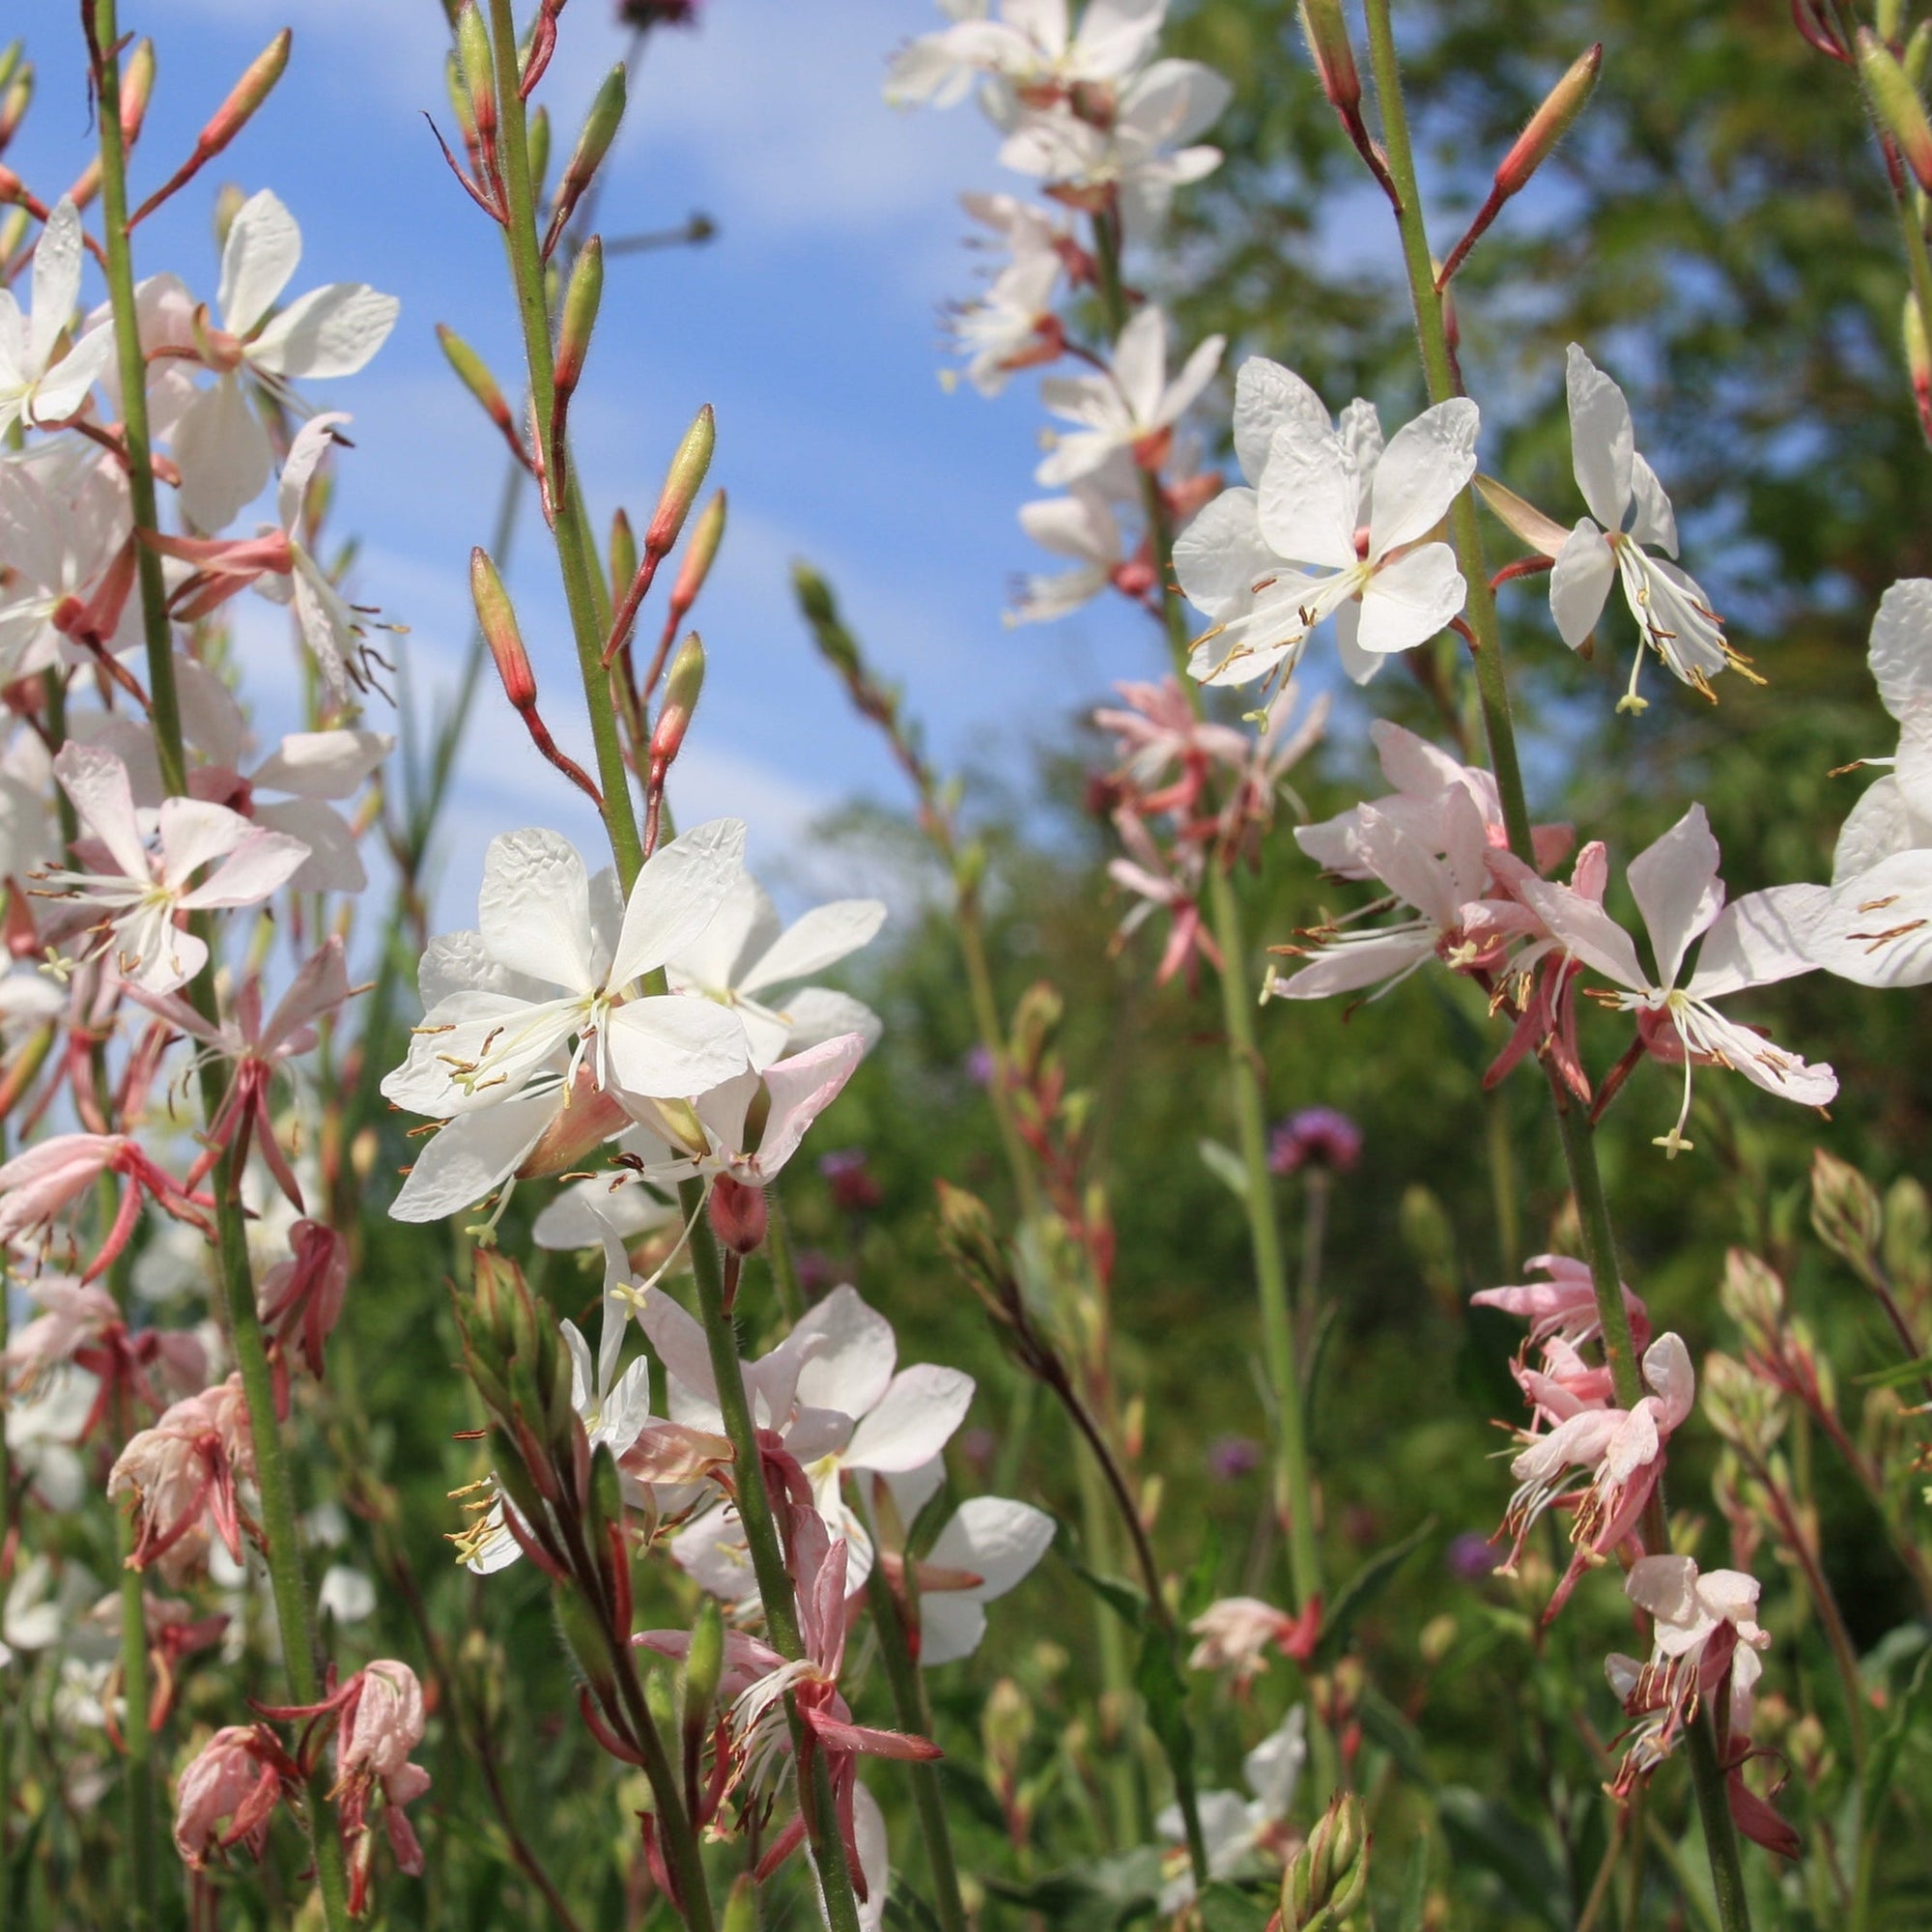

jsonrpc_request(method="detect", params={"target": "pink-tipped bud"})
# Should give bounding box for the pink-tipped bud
[470,548,536,709]
[0,44,21,99]
[1298,0,1361,114]
[1862,29,1932,193]
[0,66,31,152]
[198,30,291,165]
[649,634,705,773]
[1908,292,1932,443]
[646,405,715,558]
[543,62,626,255]
[708,1174,768,1256]
[1495,43,1600,195]
[120,39,156,145]
[554,234,603,399]
[443,46,477,148]
[440,323,515,437]
[668,488,725,619]
[457,3,497,150]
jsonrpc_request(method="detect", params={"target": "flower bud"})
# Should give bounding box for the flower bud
[683,1597,724,1737]
[1880,0,1906,47]
[648,634,705,774]
[1908,18,1932,89]
[1719,1246,1785,1336]
[440,325,519,443]
[0,43,21,98]
[667,488,725,621]
[1906,292,1932,443]
[722,1875,758,1932]
[527,102,553,201]
[609,507,639,610]
[1701,1350,1785,1458]
[444,47,476,148]
[1399,1182,1459,1303]
[1884,1176,1932,1300]
[196,30,291,167]
[645,406,716,559]
[707,1173,767,1256]
[0,66,31,151]
[1495,44,1600,196]
[980,1678,1034,1784]
[645,1661,678,1736]
[554,235,603,399]
[1810,1148,1883,1277]
[554,1587,618,1700]
[544,62,626,256]
[1284,1793,1370,1930]
[213,182,246,255]
[457,3,497,149]
[1298,0,1360,114]
[470,547,537,710]
[1861,30,1932,193]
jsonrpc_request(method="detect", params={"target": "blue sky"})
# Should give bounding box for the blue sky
[12,0,1169,911]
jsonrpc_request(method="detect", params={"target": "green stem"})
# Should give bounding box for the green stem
[88,9,351,1918]
[861,1565,968,1932]
[486,0,644,891]
[1485,1086,1520,1275]
[683,1214,864,1932]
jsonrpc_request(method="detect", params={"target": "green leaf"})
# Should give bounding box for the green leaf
[983,1848,1164,1932]
[1393,1834,1431,1932]
[1435,1787,1566,1929]
[1355,1684,1435,1790]
[1181,1522,1224,1623]
[1854,1350,1932,1390]
[1062,1553,1150,1633]
[1198,1881,1273,1932]
[1198,1136,1251,1204]
[1134,1625,1195,1776]
[1315,1516,1438,1665]
[1861,1636,1932,1825]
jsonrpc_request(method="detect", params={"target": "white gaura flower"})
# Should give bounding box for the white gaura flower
[382,822,753,1221]
[875,1456,1056,1666]
[0,200,115,435]
[1036,306,1223,488]
[1010,484,1131,621]
[0,440,137,682]
[666,871,884,1070]
[171,189,399,531]
[41,744,308,995]
[1181,363,1475,689]
[1513,803,1834,1152]
[994,59,1232,235]
[650,1285,975,1599]
[1157,1707,1306,1910]
[1551,345,1754,712]
[1780,581,1932,986]
[885,0,1168,110]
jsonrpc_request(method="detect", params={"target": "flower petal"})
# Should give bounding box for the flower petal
[1627,803,1723,987]
[1565,343,1634,530]
[611,818,747,985]
[478,828,599,994]
[1366,398,1478,555]
[1549,520,1614,649]
[219,189,302,335]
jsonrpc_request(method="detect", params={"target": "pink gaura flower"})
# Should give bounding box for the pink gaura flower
[0,1131,213,1283]
[1470,1253,1652,1358]
[108,1374,255,1583]
[1186,1594,1321,1686]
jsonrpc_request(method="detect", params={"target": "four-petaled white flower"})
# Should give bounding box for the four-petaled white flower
[1036,307,1223,488]
[43,744,308,995]
[382,822,753,1223]
[172,189,400,531]
[0,201,115,436]
[1550,344,1749,713]
[1179,358,1475,689]
[1511,803,1834,1153]
[1010,484,1130,621]
[1157,1707,1306,1910]
[886,0,1169,110]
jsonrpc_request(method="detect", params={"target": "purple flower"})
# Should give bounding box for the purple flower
[964,1043,997,1089]
[1446,1532,1501,1580]
[1267,1106,1363,1177]
[818,1148,883,1213]
[1208,1435,1262,1481]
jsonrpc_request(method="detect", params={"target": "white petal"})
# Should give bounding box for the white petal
[1158,331,1225,428]
[255,798,364,894]
[1173,487,1275,617]
[1627,803,1723,986]
[52,743,149,881]
[917,1595,988,1670]
[479,828,599,993]
[1366,399,1479,555]
[926,1495,1055,1602]
[1565,343,1634,530]
[1625,453,1678,555]
[251,727,391,800]
[178,825,309,910]
[1684,1004,1835,1108]
[739,900,887,995]
[1868,578,1932,724]
[792,1284,897,1420]
[844,1365,975,1472]
[1831,775,1911,885]
[250,283,400,380]
[1549,521,1615,649]
[611,818,747,985]
[1686,887,1826,1000]
[154,796,251,888]
[1233,357,1328,485]
[1515,876,1648,989]
[172,376,271,532]
[387,1092,555,1222]
[605,996,750,1101]
[1255,417,1358,569]
[1269,928,1434,999]
[753,1032,865,1175]
[277,412,351,536]
[1110,306,1170,427]
[1354,544,1465,655]
[29,202,88,375]
[780,988,883,1057]
[219,189,302,334]
[1792,849,1932,987]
